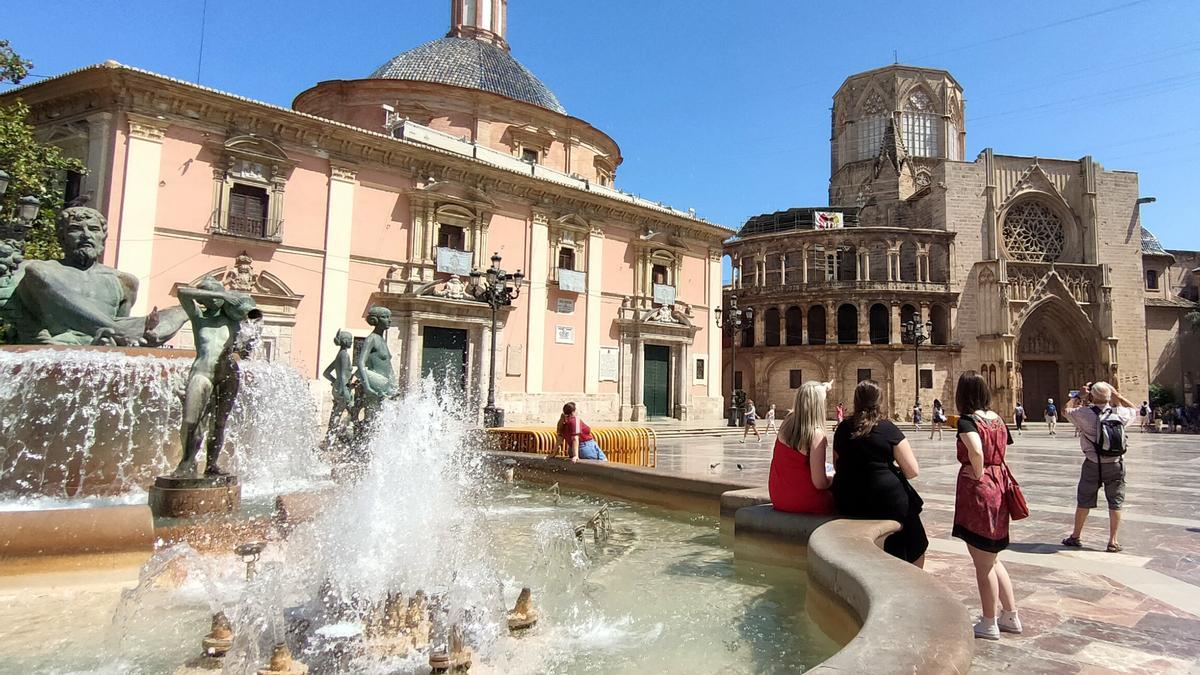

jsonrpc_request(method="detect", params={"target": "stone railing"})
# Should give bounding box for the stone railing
[733,279,953,298]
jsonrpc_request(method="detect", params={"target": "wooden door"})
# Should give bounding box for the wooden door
[1021,360,1060,421]
[643,345,671,418]
[422,327,468,395]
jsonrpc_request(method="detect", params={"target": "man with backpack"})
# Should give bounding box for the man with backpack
[1062,381,1136,553]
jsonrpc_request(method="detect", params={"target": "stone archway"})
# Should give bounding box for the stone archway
[1015,298,1104,420]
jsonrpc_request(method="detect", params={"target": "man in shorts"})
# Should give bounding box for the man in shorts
[1044,398,1058,435]
[1061,382,1135,552]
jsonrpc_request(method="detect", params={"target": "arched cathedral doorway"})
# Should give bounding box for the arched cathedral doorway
[1015,300,1104,421]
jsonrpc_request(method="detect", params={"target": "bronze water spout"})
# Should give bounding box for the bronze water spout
[202,611,234,656]
[256,642,308,675]
[507,587,538,632]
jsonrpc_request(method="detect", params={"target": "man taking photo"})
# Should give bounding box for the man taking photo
[1061,381,1136,553]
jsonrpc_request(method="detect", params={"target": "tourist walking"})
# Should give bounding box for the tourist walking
[836,402,845,424]
[768,381,836,515]
[832,381,928,567]
[740,399,762,444]
[930,399,946,440]
[911,404,923,431]
[1139,401,1151,431]
[1044,399,1058,435]
[765,404,779,434]
[557,402,607,462]
[952,372,1022,641]
[1013,402,1026,435]
[1062,382,1134,552]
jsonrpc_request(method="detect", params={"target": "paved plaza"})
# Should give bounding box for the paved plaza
[654,424,1200,674]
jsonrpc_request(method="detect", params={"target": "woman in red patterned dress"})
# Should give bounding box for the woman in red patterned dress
[954,372,1022,641]
[768,381,836,515]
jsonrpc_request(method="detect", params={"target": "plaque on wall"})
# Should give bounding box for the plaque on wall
[599,346,619,381]
[558,268,586,293]
[436,247,473,275]
[652,283,676,306]
[555,325,575,344]
[506,344,525,376]
[556,297,576,314]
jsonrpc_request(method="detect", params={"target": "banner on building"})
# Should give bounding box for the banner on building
[558,268,586,293]
[813,211,844,230]
[436,247,473,275]
[652,283,677,306]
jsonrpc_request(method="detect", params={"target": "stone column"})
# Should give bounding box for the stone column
[890,303,902,345]
[801,246,809,285]
[707,249,723,401]
[800,307,808,345]
[858,301,869,345]
[752,305,765,348]
[825,301,837,345]
[85,112,114,216]
[778,304,787,346]
[405,317,421,391]
[920,302,931,331]
[854,250,862,281]
[525,212,549,393]
[317,164,357,377]
[474,323,489,418]
[631,337,646,420]
[584,226,604,394]
[116,114,167,316]
[780,253,787,286]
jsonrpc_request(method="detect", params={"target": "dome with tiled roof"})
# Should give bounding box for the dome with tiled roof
[370,36,565,115]
[1141,226,1168,255]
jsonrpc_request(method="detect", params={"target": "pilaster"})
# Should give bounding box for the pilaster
[116,113,167,316]
[707,249,723,400]
[584,226,604,393]
[317,164,357,377]
[525,211,550,393]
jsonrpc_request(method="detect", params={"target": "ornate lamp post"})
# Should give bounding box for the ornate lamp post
[470,252,524,428]
[715,295,754,427]
[0,169,43,244]
[902,318,932,411]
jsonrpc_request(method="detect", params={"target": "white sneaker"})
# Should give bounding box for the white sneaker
[998,610,1022,634]
[973,617,1000,640]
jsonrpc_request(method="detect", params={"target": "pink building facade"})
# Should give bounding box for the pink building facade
[4,0,731,423]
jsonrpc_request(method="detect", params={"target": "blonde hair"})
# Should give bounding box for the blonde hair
[778,381,827,454]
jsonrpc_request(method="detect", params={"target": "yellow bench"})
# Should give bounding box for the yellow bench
[486,426,657,468]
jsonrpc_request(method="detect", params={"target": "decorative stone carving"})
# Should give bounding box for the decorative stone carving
[1019,330,1060,355]
[1003,201,1064,263]
[128,116,167,142]
[435,275,468,300]
[228,252,256,292]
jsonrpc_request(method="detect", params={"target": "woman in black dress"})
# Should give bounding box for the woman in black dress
[832,380,928,567]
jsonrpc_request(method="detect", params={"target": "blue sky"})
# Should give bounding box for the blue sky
[7,0,1198,252]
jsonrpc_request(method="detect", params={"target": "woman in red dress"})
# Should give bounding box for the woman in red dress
[769,380,836,515]
[953,372,1022,641]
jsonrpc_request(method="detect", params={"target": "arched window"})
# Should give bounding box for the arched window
[741,321,754,348]
[437,222,465,250]
[764,307,781,347]
[903,90,938,158]
[1145,269,1159,290]
[899,242,918,282]
[856,92,887,161]
[785,306,803,345]
[837,304,858,344]
[652,264,669,285]
[869,303,890,344]
[837,245,857,281]
[807,305,826,345]
[1003,201,1064,263]
[929,242,949,283]
[930,304,950,345]
[558,247,576,272]
[900,304,917,344]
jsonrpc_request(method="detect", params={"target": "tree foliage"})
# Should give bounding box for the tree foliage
[0,41,84,260]
[1148,383,1175,408]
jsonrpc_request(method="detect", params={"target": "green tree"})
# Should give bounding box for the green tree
[0,41,85,260]
[1148,383,1175,408]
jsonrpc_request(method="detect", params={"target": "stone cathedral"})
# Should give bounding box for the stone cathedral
[724,65,1199,420]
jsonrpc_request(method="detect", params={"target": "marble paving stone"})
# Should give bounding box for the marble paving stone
[650,427,1200,671]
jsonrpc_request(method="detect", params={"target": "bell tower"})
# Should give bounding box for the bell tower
[449,0,508,50]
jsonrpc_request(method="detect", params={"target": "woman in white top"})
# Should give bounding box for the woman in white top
[765,404,779,433]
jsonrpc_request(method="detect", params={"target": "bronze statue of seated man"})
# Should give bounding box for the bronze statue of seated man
[9,206,187,346]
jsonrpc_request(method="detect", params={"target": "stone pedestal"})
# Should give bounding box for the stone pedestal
[149,474,241,518]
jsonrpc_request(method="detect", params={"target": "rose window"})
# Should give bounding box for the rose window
[1003,201,1064,262]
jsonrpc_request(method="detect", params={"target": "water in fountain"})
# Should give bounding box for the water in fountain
[0,348,326,504]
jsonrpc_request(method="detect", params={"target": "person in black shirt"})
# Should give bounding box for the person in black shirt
[832,380,928,566]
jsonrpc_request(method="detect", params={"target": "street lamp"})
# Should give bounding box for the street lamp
[0,168,42,244]
[902,318,932,411]
[470,252,523,428]
[715,294,754,427]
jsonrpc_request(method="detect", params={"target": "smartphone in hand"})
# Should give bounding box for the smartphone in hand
[1069,389,1081,399]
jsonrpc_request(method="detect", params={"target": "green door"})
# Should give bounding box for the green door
[422,327,468,395]
[643,345,671,418]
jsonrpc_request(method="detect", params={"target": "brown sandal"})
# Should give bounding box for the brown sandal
[1106,543,1123,553]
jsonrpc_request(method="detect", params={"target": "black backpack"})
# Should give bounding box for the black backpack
[1091,406,1127,457]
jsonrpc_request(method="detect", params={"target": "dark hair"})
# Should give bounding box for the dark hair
[955,371,991,416]
[851,380,884,438]
[562,402,576,416]
[933,398,942,408]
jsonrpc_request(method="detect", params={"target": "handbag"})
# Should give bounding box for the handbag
[1001,460,1029,520]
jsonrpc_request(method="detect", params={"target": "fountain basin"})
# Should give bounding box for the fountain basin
[0,504,154,558]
